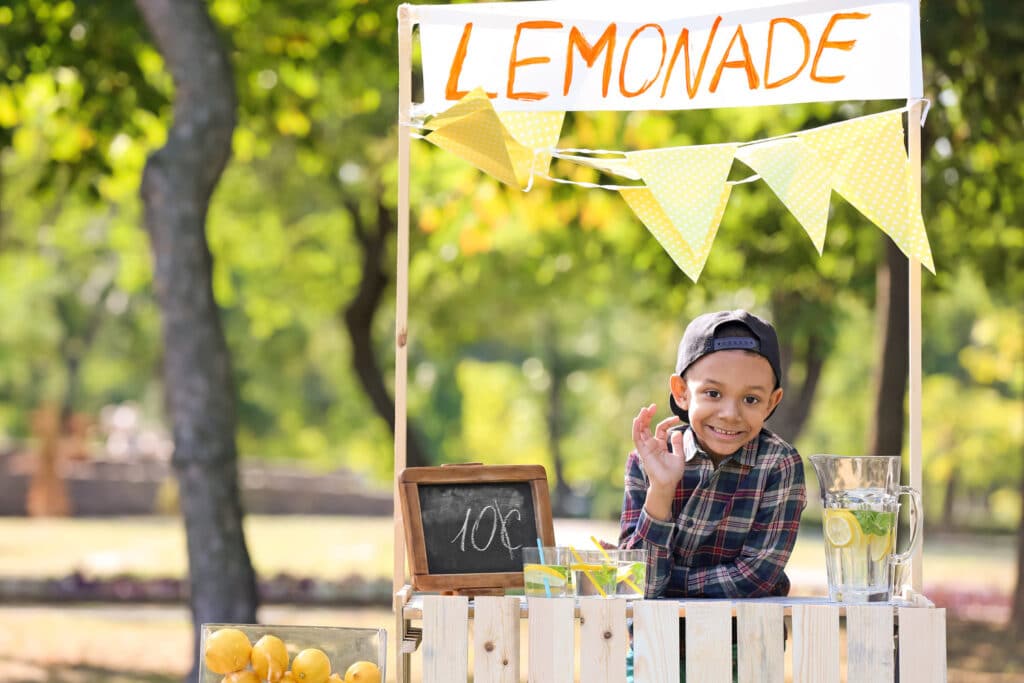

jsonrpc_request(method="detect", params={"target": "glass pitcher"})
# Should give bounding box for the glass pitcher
[808,455,922,603]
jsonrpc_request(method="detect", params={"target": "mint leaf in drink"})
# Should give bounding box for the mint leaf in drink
[851,510,896,536]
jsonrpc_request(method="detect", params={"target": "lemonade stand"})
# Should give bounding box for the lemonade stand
[390,1,947,681]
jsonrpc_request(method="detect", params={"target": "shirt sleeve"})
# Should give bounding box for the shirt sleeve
[618,450,679,598]
[679,448,807,598]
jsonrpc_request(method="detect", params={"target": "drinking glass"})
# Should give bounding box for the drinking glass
[613,549,647,598]
[571,550,617,597]
[521,546,574,597]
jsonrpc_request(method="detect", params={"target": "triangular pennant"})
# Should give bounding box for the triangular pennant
[736,137,832,254]
[626,144,739,252]
[427,107,524,187]
[422,87,492,131]
[802,111,935,272]
[557,153,642,181]
[498,110,565,180]
[424,88,563,188]
[621,183,731,282]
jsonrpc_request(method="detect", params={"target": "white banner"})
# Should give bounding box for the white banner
[414,0,922,114]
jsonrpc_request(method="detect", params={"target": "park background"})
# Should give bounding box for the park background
[0,0,1021,681]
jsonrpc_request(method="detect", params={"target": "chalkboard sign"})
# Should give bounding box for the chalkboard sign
[398,464,555,592]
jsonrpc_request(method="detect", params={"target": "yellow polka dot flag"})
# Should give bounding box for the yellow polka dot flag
[424,88,564,189]
[625,144,739,254]
[498,110,566,184]
[620,184,732,282]
[801,110,934,271]
[735,137,833,254]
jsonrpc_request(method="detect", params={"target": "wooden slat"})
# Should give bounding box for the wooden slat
[474,596,521,683]
[527,597,575,683]
[898,607,947,683]
[579,597,628,683]
[792,604,839,683]
[633,600,681,683]
[736,602,784,683]
[847,605,895,681]
[685,601,733,682]
[422,595,468,683]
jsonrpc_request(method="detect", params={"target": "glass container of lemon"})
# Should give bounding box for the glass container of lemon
[200,623,385,683]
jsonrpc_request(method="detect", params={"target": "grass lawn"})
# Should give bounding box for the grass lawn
[0,515,1016,598]
[0,515,1020,682]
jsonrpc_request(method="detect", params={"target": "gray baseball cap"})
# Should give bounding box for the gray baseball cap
[668,309,783,423]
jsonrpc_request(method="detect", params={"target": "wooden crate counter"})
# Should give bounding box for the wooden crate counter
[394,587,947,683]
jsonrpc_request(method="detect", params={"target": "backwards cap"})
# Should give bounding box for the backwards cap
[668,309,783,423]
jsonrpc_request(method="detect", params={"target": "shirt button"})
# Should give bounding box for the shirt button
[685,519,695,528]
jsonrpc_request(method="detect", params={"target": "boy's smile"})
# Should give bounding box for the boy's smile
[670,350,783,462]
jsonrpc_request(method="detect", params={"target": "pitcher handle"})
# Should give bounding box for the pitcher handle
[890,485,923,566]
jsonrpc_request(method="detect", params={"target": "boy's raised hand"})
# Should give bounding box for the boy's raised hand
[631,404,685,490]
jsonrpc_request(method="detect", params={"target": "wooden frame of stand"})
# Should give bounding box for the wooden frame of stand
[392,3,932,681]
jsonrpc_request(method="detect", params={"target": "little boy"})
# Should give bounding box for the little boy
[620,309,806,679]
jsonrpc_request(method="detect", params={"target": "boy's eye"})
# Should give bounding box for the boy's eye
[705,390,720,398]
[743,395,760,405]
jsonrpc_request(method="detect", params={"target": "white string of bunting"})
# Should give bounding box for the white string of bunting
[410,88,934,282]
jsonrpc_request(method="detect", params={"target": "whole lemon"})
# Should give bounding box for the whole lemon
[291,648,331,683]
[205,628,253,675]
[252,634,290,682]
[222,671,260,683]
[344,661,381,683]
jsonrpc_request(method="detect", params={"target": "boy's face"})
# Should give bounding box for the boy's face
[670,350,783,460]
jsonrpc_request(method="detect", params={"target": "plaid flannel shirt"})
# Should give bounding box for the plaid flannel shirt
[619,425,806,598]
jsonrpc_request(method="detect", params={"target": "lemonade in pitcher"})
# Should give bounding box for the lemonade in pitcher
[822,489,897,602]
[810,455,921,604]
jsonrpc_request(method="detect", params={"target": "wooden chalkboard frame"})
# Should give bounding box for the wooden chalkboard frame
[398,464,555,592]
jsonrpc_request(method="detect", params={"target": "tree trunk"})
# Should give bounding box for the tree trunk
[770,333,826,445]
[941,465,958,532]
[1010,452,1024,636]
[867,237,909,456]
[342,195,430,468]
[132,2,257,681]
[55,282,113,424]
[544,322,572,516]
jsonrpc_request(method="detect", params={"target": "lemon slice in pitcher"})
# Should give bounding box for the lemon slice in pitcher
[823,509,862,548]
[869,533,893,561]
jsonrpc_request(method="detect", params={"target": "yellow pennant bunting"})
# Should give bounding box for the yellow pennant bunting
[621,184,731,282]
[626,144,739,252]
[559,154,642,181]
[802,111,935,271]
[498,110,565,181]
[424,88,563,188]
[735,137,832,254]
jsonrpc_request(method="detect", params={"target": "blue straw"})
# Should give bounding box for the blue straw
[536,538,552,598]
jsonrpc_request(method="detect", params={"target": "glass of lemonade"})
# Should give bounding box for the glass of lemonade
[521,547,573,597]
[571,550,617,597]
[821,494,898,602]
[613,549,647,599]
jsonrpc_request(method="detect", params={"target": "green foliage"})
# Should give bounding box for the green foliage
[0,1,1019,532]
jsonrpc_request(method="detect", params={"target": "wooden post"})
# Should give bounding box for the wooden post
[907,100,924,592]
[395,2,412,594]
[395,4,414,682]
